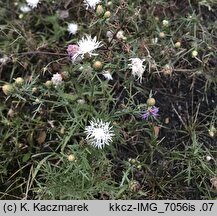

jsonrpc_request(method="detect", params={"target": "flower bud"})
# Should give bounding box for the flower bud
[19,14,24,19]
[2,84,14,95]
[96,5,104,16]
[67,154,76,162]
[32,87,37,93]
[129,181,141,192]
[15,77,24,86]
[129,158,136,164]
[45,80,53,88]
[163,64,173,76]
[107,1,112,6]
[147,98,156,106]
[137,164,142,170]
[162,20,169,27]
[103,11,111,19]
[93,60,103,70]
[209,126,216,137]
[174,41,181,48]
[61,71,70,80]
[191,50,198,58]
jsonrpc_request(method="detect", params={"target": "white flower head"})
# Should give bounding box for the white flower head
[102,71,113,80]
[83,0,101,10]
[67,23,78,35]
[84,119,114,149]
[51,73,63,86]
[26,0,40,8]
[20,5,31,13]
[73,35,102,60]
[128,58,146,83]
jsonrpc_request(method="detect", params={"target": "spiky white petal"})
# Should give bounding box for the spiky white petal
[128,58,146,83]
[73,35,102,60]
[83,0,101,10]
[84,119,114,149]
[67,23,78,35]
[102,71,113,80]
[26,0,40,8]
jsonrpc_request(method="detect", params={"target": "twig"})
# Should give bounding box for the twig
[10,51,67,57]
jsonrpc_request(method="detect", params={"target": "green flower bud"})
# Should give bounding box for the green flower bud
[2,84,14,95]
[15,77,24,86]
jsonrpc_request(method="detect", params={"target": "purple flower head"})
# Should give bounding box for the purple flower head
[67,44,80,58]
[142,106,159,120]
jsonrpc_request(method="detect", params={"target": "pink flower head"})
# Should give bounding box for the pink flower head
[67,44,80,58]
[142,106,159,120]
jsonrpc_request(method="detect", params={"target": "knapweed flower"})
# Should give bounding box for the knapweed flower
[67,44,80,59]
[83,0,101,10]
[26,0,40,8]
[51,73,63,86]
[20,5,31,13]
[84,119,114,149]
[67,23,78,35]
[102,71,113,80]
[142,106,159,119]
[128,58,146,83]
[72,35,102,60]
